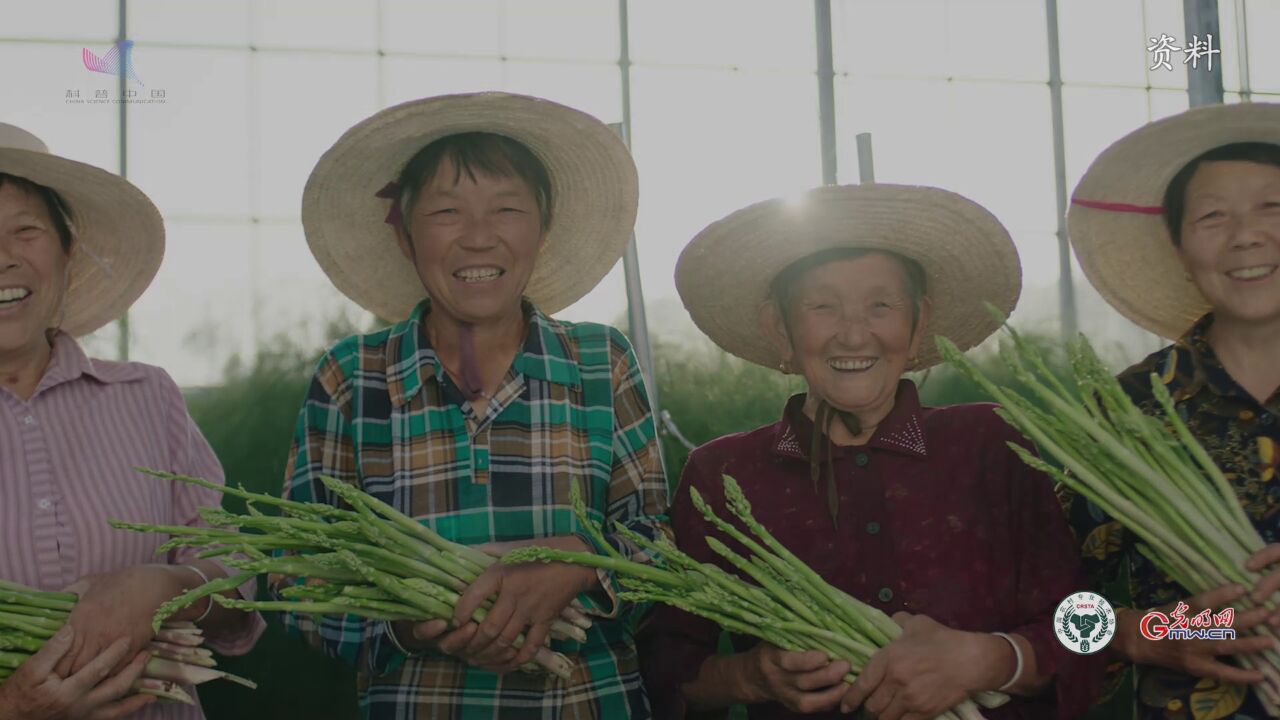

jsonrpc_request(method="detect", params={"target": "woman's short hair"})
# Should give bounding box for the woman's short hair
[768,246,928,334]
[0,173,74,253]
[1162,141,1280,246]
[393,132,554,234]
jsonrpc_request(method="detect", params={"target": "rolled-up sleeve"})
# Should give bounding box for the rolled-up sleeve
[572,329,672,622]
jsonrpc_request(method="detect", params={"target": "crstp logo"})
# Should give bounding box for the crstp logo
[1053,592,1116,655]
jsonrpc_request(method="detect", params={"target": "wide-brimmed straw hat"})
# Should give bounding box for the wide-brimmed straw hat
[302,92,639,320]
[1068,102,1280,339]
[676,184,1022,371]
[0,123,164,337]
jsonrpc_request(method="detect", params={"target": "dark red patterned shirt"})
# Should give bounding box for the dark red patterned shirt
[640,381,1103,719]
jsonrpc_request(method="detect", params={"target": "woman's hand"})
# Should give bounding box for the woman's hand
[1245,544,1280,624]
[742,644,850,713]
[0,625,154,720]
[394,536,599,672]
[840,613,1012,719]
[56,565,197,677]
[1115,582,1275,684]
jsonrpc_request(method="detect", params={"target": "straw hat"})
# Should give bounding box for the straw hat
[676,184,1022,370]
[1068,102,1280,339]
[302,92,639,320]
[0,123,164,337]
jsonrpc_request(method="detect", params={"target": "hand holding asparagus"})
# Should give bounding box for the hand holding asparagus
[503,477,1010,720]
[0,624,153,720]
[110,470,595,681]
[937,308,1280,714]
[0,580,252,709]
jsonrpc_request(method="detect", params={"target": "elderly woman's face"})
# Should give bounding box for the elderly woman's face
[400,155,544,325]
[778,253,924,415]
[1178,160,1280,325]
[0,181,68,356]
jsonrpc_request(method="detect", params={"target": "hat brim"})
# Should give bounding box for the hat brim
[301,92,639,321]
[1068,102,1280,339]
[0,149,164,337]
[676,184,1022,370]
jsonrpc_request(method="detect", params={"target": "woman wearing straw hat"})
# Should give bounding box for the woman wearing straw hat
[0,124,264,719]
[641,184,1102,719]
[284,92,668,717]
[1065,103,1280,718]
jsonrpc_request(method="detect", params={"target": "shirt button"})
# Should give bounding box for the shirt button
[37,498,52,510]
[866,521,881,535]
[878,587,894,603]
[22,415,35,426]
[855,453,870,467]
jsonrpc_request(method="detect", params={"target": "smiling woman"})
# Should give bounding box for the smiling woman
[641,183,1105,720]
[387,133,552,400]
[0,177,72,382]
[1164,144,1280,347]
[0,123,264,720]
[759,249,929,526]
[1065,103,1280,720]
[282,92,669,719]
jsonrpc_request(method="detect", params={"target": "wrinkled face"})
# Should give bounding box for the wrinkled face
[769,253,927,415]
[397,155,545,325]
[1177,160,1280,325]
[0,181,68,356]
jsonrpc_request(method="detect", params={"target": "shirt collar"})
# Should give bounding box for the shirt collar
[773,379,930,460]
[1167,313,1240,401]
[386,298,582,408]
[34,331,146,395]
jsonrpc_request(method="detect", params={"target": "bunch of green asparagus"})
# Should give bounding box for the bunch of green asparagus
[110,470,592,680]
[0,579,253,704]
[936,310,1280,713]
[504,477,1009,720]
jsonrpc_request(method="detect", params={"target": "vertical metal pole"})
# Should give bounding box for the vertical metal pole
[815,0,837,186]
[248,3,262,358]
[615,0,661,421]
[116,0,130,361]
[1045,0,1077,339]
[855,133,874,184]
[1184,0,1224,106]
[1235,0,1251,102]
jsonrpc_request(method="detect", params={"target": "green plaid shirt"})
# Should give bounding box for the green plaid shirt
[278,299,670,719]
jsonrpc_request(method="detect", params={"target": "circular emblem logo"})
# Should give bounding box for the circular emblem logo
[1054,591,1115,655]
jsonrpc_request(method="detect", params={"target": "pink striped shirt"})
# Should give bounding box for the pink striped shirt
[0,332,265,719]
